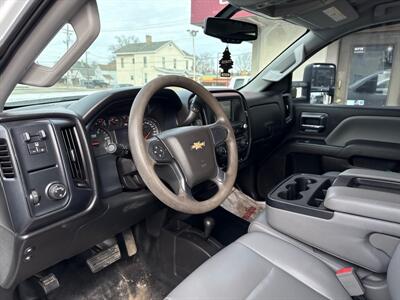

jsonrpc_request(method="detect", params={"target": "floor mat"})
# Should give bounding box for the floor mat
[48,253,173,300]
[221,188,265,222]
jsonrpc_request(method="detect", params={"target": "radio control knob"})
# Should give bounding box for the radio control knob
[46,183,68,200]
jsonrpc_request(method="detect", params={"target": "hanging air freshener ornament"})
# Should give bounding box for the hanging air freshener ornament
[219,46,234,77]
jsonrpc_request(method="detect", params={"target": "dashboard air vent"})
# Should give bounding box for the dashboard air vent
[0,139,15,178]
[61,127,87,185]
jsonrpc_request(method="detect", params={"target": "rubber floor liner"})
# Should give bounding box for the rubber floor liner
[47,254,173,300]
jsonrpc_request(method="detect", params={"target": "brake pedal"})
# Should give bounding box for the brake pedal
[86,243,121,273]
[122,229,137,257]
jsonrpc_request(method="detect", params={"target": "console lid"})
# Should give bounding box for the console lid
[325,169,400,224]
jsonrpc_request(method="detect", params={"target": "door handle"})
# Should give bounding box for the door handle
[301,124,325,130]
[300,112,328,132]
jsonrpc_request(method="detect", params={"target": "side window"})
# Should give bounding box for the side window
[293,23,400,107]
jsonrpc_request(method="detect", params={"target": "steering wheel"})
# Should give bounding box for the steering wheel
[128,75,238,214]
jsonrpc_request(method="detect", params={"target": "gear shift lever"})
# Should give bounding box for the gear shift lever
[203,217,215,240]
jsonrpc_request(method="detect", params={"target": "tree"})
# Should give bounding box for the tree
[108,35,140,53]
[196,52,215,75]
[235,52,251,74]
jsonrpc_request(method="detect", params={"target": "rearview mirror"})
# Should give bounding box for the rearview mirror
[204,17,258,44]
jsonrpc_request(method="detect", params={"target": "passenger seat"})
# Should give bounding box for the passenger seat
[167,232,352,299]
[167,231,400,299]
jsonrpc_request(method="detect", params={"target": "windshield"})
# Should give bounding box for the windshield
[7,0,305,105]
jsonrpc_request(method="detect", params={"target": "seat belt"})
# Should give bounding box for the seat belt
[336,267,365,297]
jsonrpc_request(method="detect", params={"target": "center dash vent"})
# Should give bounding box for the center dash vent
[61,127,87,186]
[0,139,15,178]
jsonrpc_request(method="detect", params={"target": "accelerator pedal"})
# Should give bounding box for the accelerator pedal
[122,229,137,257]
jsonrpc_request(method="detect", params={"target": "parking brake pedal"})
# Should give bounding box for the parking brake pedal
[86,242,121,273]
[36,273,60,295]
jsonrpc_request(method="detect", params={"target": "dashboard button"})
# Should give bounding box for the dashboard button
[46,183,68,200]
[23,132,31,142]
[38,129,47,139]
[29,190,40,206]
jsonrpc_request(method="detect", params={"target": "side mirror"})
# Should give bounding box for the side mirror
[302,63,336,103]
[204,17,258,44]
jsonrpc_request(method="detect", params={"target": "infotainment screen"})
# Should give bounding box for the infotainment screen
[220,100,232,120]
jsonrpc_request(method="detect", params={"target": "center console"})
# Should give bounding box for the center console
[264,169,400,274]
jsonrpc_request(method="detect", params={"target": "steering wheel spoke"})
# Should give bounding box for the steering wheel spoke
[207,121,229,147]
[211,167,227,188]
[155,160,193,197]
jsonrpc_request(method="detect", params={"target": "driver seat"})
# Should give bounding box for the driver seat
[167,231,400,299]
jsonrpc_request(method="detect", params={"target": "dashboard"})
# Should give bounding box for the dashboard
[0,86,282,290]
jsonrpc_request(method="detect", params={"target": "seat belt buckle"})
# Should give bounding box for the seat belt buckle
[336,267,365,297]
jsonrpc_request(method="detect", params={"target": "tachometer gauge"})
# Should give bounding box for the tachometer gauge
[90,127,113,156]
[108,116,122,128]
[143,118,160,139]
[94,118,106,128]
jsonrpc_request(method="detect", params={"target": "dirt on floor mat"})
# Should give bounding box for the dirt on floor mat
[221,188,265,222]
[48,255,172,300]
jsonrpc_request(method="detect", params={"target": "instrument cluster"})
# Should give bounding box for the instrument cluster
[89,114,161,157]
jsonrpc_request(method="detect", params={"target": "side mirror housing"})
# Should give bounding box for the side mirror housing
[302,63,336,103]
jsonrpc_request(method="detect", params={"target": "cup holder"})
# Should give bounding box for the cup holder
[295,177,316,190]
[277,177,316,200]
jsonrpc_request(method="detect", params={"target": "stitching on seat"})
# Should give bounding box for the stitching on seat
[237,240,330,300]
[245,267,276,300]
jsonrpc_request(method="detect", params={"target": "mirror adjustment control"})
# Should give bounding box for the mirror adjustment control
[46,183,68,200]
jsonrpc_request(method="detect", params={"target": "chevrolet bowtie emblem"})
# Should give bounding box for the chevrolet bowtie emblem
[191,141,205,151]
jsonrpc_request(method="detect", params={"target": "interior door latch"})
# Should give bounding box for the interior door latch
[300,112,328,133]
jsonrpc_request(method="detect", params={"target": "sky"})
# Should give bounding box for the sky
[37,0,253,67]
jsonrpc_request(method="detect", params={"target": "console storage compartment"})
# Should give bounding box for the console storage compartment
[265,169,400,273]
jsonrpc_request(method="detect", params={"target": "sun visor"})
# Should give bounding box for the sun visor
[229,0,359,29]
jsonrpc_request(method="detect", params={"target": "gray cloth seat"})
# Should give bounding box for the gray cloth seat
[167,232,352,300]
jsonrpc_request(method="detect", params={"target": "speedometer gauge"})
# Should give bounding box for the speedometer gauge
[143,118,160,139]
